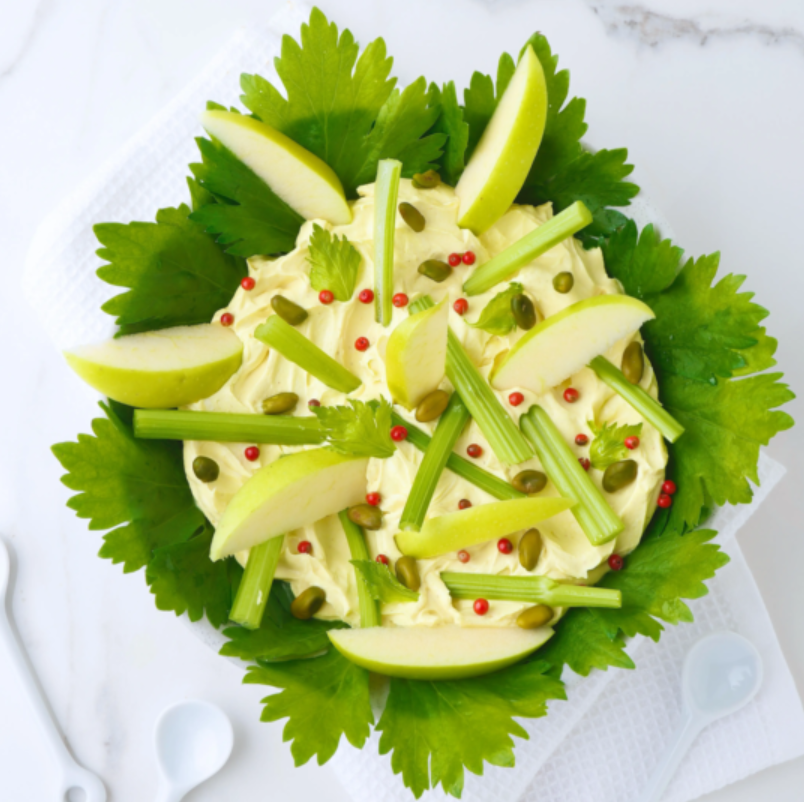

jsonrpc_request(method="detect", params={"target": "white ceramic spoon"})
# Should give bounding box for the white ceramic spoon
[636,631,763,802]
[0,538,107,801]
[154,699,234,802]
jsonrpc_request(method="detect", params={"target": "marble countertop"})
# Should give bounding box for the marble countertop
[1,0,803,799]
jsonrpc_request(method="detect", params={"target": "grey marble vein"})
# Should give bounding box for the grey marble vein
[588,4,804,54]
[0,0,56,82]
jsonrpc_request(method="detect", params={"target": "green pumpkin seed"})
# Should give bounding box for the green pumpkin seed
[290,586,326,620]
[192,456,219,483]
[511,470,547,495]
[415,390,450,422]
[412,170,441,189]
[516,604,553,629]
[622,341,645,385]
[511,294,537,330]
[271,295,308,326]
[348,504,383,530]
[395,556,421,592]
[602,459,638,493]
[553,272,574,294]
[399,202,426,232]
[418,259,451,283]
[518,528,543,571]
[261,392,299,415]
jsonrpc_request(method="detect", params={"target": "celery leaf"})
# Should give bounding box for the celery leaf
[468,282,523,336]
[589,420,642,470]
[313,398,396,458]
[306,224,361,301]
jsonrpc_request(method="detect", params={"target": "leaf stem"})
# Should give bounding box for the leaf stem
[374,159,402,326]
[339,510,381,628]
[229,536,284,629]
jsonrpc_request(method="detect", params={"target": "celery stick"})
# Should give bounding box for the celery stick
[399,394,471,532]
[520,406,624,546]
[409,296,532,465]
[134,409,324,444]
[229,536,284,629]
[440,572,621,608]
[255,315,361,394]
[589,356,685,443]
[391,411,524,501]
[339,510,381,628]
[374,159,403,326]
[463,201,593,296]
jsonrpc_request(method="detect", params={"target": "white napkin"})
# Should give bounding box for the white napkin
[22,11,804,802]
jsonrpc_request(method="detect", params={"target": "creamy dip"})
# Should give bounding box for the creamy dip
[184,180,667,628]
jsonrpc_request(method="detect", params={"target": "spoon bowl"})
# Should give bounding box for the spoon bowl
[154,700,234,802]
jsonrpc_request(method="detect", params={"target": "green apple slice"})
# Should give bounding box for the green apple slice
[385,298,448,410]
[395,496,574,559]
[64,324,242,409]
[455,45,547,235]
[210,448,368,561]
[201,109,352,225]
[328,624,553,680]
[490,295,655,393]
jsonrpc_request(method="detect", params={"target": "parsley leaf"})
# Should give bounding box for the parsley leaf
[468,282,522,336]
[312,398,396,458]
[245,647,373,765]
[189,134,304,257]
[221,581,346,661]
[240,8,443,198]
[95,204,246,335]
[589,421,643,470]
[350,560,418,603]
[377,660,565,798]
[427,82,468,186]
[306,224,361,301]
[539,527,729,676]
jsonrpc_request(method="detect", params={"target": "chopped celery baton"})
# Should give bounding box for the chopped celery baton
[390,411,524,501]
[339,510,380,628]
[463,201,593,296]
[440,572,621,608]
[133,409,325,445]
[520,406,624,546]
[374,159,403,326]
[399,393,471,531]
[229,536,284,629]
[409,296,532,465]
[589,356,685,443]
[255,315,361,394]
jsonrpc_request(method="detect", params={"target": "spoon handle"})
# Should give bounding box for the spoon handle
[155,779,187,802]
[635,712,701,802]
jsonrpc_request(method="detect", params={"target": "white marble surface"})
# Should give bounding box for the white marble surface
[1,0,803,800]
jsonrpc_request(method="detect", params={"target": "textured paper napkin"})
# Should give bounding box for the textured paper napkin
[23,8,804,802]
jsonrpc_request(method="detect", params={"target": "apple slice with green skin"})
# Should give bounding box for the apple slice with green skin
[395,496,574,559]
[455,45,547,235]
[209,448,368,561]
[385,298,448,410]
[328,625,553,680]
[201,110,352,226]
[490,295,655,393]
[64,324,242,409]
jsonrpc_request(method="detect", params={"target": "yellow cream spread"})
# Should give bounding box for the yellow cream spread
[184,180,667,628]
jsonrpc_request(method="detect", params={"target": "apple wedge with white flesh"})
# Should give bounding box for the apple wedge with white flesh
[328,625,554,680]
[209,448,368,561]
[456,45,547,235]
[385,298,448,410]
[395,496,574,559]
[490,295,655,393]
[201,110,352,226]
[64,324,242,409]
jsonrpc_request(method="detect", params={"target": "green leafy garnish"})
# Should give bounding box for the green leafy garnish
[245,646,373,765]
[428,81,469,186]
[539,527,729,676]
[312,398,396,458]
[306,223,361,302]
[239,8,443,198]
[377,660,565,798]
[51,402,237,627]
[588,420,643,470]
[95,204,246,335]
[468,282,522,336]
[350,560,419,603]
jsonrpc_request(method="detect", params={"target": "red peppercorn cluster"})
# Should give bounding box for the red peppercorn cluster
[319,290,334,305]
[447,250,476,267]
[509,392,524,407]
[358,289,374,303]
[563,387,579,403]
[575,433,589,445]
[375,554,390,566]
[298,540,312,555]
[466,443,483,458]
[390,425,408,442]
[366,492,381,506]
[244,446,260,462]
[220,313,234,327]
[458,499,472,510]
[355,336,370,351]
[578,457,591,471]
[453,298,469,316]
[392,293,409,308]
[473,598,489,616]
[457,550,470,563]
[241,276,256,291]
[497,538,513,554]
[624,436,640,450]
[608,554,624,571]
[308,399,321,408]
